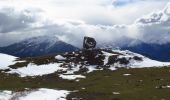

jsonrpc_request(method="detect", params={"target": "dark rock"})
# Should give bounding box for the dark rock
[133,56,142,61]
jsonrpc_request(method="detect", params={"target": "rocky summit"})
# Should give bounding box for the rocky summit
[58,49,142,68]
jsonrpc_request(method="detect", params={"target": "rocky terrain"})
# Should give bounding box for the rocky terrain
[1,49,170,99]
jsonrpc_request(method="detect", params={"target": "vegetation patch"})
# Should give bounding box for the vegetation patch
[1,67,170,100]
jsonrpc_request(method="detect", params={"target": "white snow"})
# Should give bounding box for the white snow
[9,63,67,77]
[59,74,86,80]
[130,57,170,68]
[19,88,70,100]
[109,67,116,70]
[81,87,86,90]
[112,50,170,68]
[0,88,70,100]
[15,60,26,63]
[86,65,100,73]
[24,36,60,48]
[0,90,12,100]
[55,55,66,60]
[112,92,120,95]
[162,85,170,88]
[0,53,17,70]
[7,62,85,80]
[123,74,131,76]
[8,62,85,80]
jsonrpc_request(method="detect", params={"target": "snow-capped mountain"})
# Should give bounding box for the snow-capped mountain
[98,37,170,62]
[0,36,78,57]
[121,42,170,62]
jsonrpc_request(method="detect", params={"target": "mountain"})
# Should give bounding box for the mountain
[1,35,170,61]
[0,36,78,57]
[121,42,170,62]
[98,36,170,62]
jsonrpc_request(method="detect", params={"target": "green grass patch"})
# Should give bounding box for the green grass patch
[1,67,170,100]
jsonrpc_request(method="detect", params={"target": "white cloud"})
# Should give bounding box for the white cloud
[0,8,38,33]
[0,0,168,25]
[133,3,170,44]
[0,0,170,47]
[37,2,170,47]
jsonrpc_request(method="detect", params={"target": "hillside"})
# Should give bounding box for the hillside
[99,37,170,62]
[1,49,170,100]
[122,43,170,62]
[0,36,78,57]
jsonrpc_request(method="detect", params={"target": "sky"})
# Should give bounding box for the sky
[0,0,170,47]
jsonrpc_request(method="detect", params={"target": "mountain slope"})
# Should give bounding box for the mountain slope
[99,36,170,62]
[121,42,170,62]
[0,36,78,57]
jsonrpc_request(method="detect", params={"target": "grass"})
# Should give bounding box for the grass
[1,67,170,100]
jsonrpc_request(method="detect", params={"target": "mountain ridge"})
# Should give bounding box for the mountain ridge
[98,36,170,62]
[0,36,79,57]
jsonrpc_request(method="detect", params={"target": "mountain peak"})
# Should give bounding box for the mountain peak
[0,36,78,57]
[22,36,60,46]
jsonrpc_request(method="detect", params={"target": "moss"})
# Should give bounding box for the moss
[9,62,29,69]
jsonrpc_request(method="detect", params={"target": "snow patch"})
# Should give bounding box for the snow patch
[9,63,66,77]
[55,55,66,60]
[131,57,170,68]
[123,74,131,76]
[0,88,70,100]
[112,92,120,95]
[0,90,12,100]
[59,74,86,80]
[19,88,70,100]
[0,53,17,70]
[86,65,100,73]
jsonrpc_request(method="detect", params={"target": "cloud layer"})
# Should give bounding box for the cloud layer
[0,0,170,47]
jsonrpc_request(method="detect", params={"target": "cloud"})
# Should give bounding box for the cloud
[0,8,37,33]
[133,3,170,44]
[0,0,168,25]
[0,1,170,48]
[34,2,170,47]
[112,0,170,6]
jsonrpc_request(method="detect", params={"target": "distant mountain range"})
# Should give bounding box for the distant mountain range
[121,42,170,62]
[0,36,78,57]
[0,36,170,62]
[99,37,170,62]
